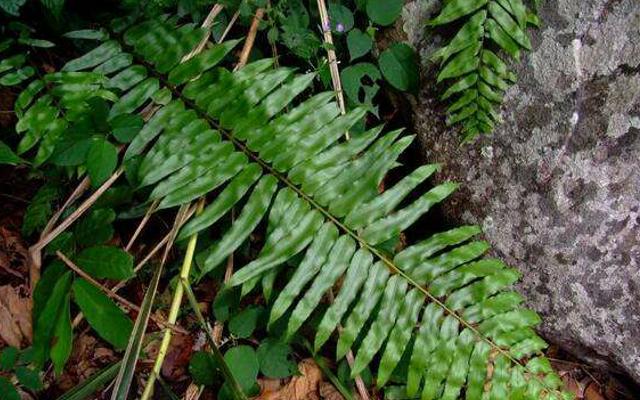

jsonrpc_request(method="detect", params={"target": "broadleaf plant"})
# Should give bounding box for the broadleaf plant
[11,13,574,399]
[429,0,540,142]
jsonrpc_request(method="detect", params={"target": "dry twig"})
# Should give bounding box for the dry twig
[235,8,265,70]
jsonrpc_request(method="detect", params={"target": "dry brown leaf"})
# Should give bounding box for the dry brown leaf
[319,382,344,400]
[0,227,29,278]
[161,333,194,381]
[584,383,606,400]
[257,378,284,394]
[183,382,201,400]
[56,333,116,392]
[255,358,323,400]
[0,285,32,347]
[0,301,22,347]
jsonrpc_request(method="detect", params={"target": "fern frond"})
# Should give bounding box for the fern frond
[0,42,35,86]
[430,0,538,142]
[21,16,572,399]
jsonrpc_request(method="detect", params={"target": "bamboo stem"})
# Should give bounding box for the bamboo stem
[315,0,348,139]
[140,201,204,400]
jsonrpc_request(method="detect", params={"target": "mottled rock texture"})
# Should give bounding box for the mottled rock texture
[402,0,640,383]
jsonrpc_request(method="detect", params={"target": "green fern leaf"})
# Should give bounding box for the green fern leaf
[431,0,539,141]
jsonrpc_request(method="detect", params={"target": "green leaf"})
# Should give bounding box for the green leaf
[487,1,531,49]
[75,245,134,280]
[32,270,73,368]
[0,347,19,371]
[328,3,354,32]
[0,141,25,166]
[109,114,144,143]
[16,366,43,391]
[86,138,118,187]
[50,293,72,376]
[378,43,419,92]
[223,345,259,393]
[74,208,116,247]
[40,0,65,18]
[212,286,241,322]
[18,37,55,48]
[189,358,219,391]
[0,0,27,16]
[429,0,488,26]
[63,29,109,40]
[22,184,60,236]
[346,29,372,61]
[436,42,481,83]
[51,138,93,167]
[0,376,20,400]
[72,278,133,349]
[189,351,220,386]
[62,40,121,72]
[256,339,298,379]
[229,307,262,339]
[340,62,380,112]
[314,249,372,351]
[366,0,403,26]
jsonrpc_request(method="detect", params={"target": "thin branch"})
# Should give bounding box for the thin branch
[181,4,226,62]
[219,10,240,44]
[235,8,265,70]
[329,290,370,400]
[41,176,91,238]
[125,199,159,251]
[56,251,186,334]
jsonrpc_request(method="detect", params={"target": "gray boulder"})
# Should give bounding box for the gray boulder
[401,0,640,383]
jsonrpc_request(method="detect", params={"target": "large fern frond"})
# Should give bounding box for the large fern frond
[19,15,570,399]
[430,0,540,142]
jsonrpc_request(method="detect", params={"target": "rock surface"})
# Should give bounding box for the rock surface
[402,0,640,383]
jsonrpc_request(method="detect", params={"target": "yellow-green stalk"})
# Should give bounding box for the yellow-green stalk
[140,203,202,400]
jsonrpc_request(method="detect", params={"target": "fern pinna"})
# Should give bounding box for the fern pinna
[16,15,570,400]
[430,0,539,142]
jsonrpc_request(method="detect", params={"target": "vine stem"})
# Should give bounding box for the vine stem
[140,200,205,400]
